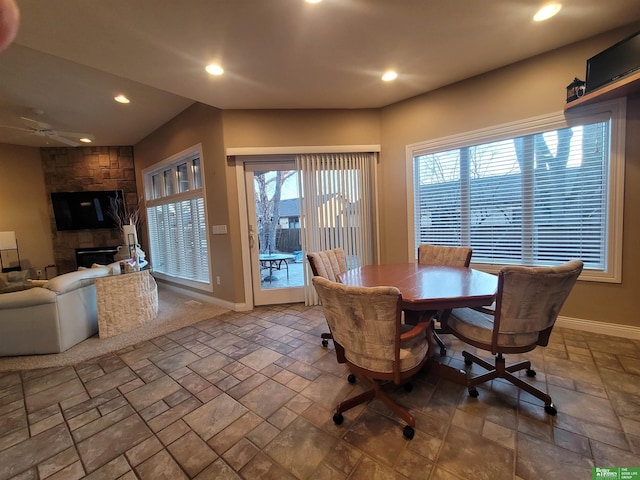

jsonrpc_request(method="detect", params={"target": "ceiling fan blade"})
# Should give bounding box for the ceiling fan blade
[20,116,52,130]
[54,131,95,140]
[0,124,33,133]
[47,134,81,147]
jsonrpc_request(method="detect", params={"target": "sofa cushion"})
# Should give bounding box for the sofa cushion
[7,271,27,283]
[0,287,56,308]
[45,267,111,294]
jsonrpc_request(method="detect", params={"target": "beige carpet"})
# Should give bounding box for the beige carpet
[0,284,230,372]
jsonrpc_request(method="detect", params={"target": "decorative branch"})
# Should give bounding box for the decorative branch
[108,191,141,232]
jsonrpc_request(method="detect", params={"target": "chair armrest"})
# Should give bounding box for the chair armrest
[400,322,430,341]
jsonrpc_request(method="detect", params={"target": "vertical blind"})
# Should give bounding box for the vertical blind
[414,121,609,269]
[297,152,377,305]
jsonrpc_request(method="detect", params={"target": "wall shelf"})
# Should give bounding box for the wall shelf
[564,70,640,111]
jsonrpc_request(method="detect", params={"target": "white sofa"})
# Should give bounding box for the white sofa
[0,266,112,356]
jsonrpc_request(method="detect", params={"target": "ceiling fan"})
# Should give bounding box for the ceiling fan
[0,111,95,147]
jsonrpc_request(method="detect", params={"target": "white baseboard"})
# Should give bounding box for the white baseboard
[556,315,640,340]
[158,282,250,311]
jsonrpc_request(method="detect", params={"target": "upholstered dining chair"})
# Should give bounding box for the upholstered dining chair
[307,248,348,347]
[416,244,473,356]
[446,260,583,415]
[311,275,431,439]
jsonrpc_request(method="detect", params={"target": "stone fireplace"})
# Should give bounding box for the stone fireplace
[41,146,138,274]
[75,246,120,269]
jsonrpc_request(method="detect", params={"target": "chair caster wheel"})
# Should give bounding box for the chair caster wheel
[439,347,447,357]
[526,368,536,377]
[333,412,344,425]
[347,374,356,384]
[403,425,415,440]
[404,382,413,392]
[544,404,557,416]
[464,359,473,366]
[468,388,479,398]
[322,339,329,347]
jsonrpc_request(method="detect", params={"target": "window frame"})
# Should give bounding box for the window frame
[143,144,212,291]
[405,98,626,283]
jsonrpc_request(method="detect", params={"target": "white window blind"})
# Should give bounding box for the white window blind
[297,152,377,305]
[144,147,210,288]
[415,122,609,268]
[410,99,626,282]
[147,197,209,282]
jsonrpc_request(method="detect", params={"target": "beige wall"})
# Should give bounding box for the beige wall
[379,25,640,326]
[133,103,243,301]
[221,109,381,148]
[135,106,380,305]
[0,144,54,274]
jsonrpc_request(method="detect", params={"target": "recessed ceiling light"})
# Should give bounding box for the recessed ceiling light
[534,3,561,21]
[381,71,398,82]
[205,64,224,75]
[305,0,322,3]
[114,94,130,104]
[79,138,92,143]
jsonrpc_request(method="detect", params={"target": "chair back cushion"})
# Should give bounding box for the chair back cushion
[307,248,347,282]
[497,260,583,339]
[448,260,583,350]
[312,276,428,373]
[418,244,472,267]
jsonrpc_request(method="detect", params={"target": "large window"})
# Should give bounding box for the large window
[144,146,210,289]
[408,99,625,282]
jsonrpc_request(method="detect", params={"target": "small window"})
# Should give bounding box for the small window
[177,163,189,193]
[151,174,161,199]
[163,169,174,196]
[193,158,202,189]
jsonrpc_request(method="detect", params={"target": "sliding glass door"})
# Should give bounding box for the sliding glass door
[244,161,304,305]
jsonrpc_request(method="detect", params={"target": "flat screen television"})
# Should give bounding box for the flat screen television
[586,31,640,93]
[51,190,122,231]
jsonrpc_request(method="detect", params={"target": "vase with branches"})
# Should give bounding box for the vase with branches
[108,192,147,269]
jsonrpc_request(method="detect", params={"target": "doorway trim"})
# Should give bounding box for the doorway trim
[232,145,380,309]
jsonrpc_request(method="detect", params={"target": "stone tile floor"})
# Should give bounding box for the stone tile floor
[1,303,639,479]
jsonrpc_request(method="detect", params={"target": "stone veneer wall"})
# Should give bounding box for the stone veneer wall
[41,146,138,274]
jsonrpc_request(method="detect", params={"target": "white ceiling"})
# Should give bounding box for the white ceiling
[1,0,639,147]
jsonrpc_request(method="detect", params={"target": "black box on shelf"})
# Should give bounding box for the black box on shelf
[586,31,640,93]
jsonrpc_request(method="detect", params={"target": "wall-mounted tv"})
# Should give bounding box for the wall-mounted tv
[51,190,122,231]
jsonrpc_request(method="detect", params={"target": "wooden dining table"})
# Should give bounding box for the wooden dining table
[337,263,498,312]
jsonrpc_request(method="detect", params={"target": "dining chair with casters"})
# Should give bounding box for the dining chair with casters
[311,275,432,439]
[446,260,583,415]
[307,248,348,347]
[416,243,473,356]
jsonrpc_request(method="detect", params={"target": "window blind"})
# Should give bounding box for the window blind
[414,121,609,269]
[297,152,377,305]
[147,197,209,282]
